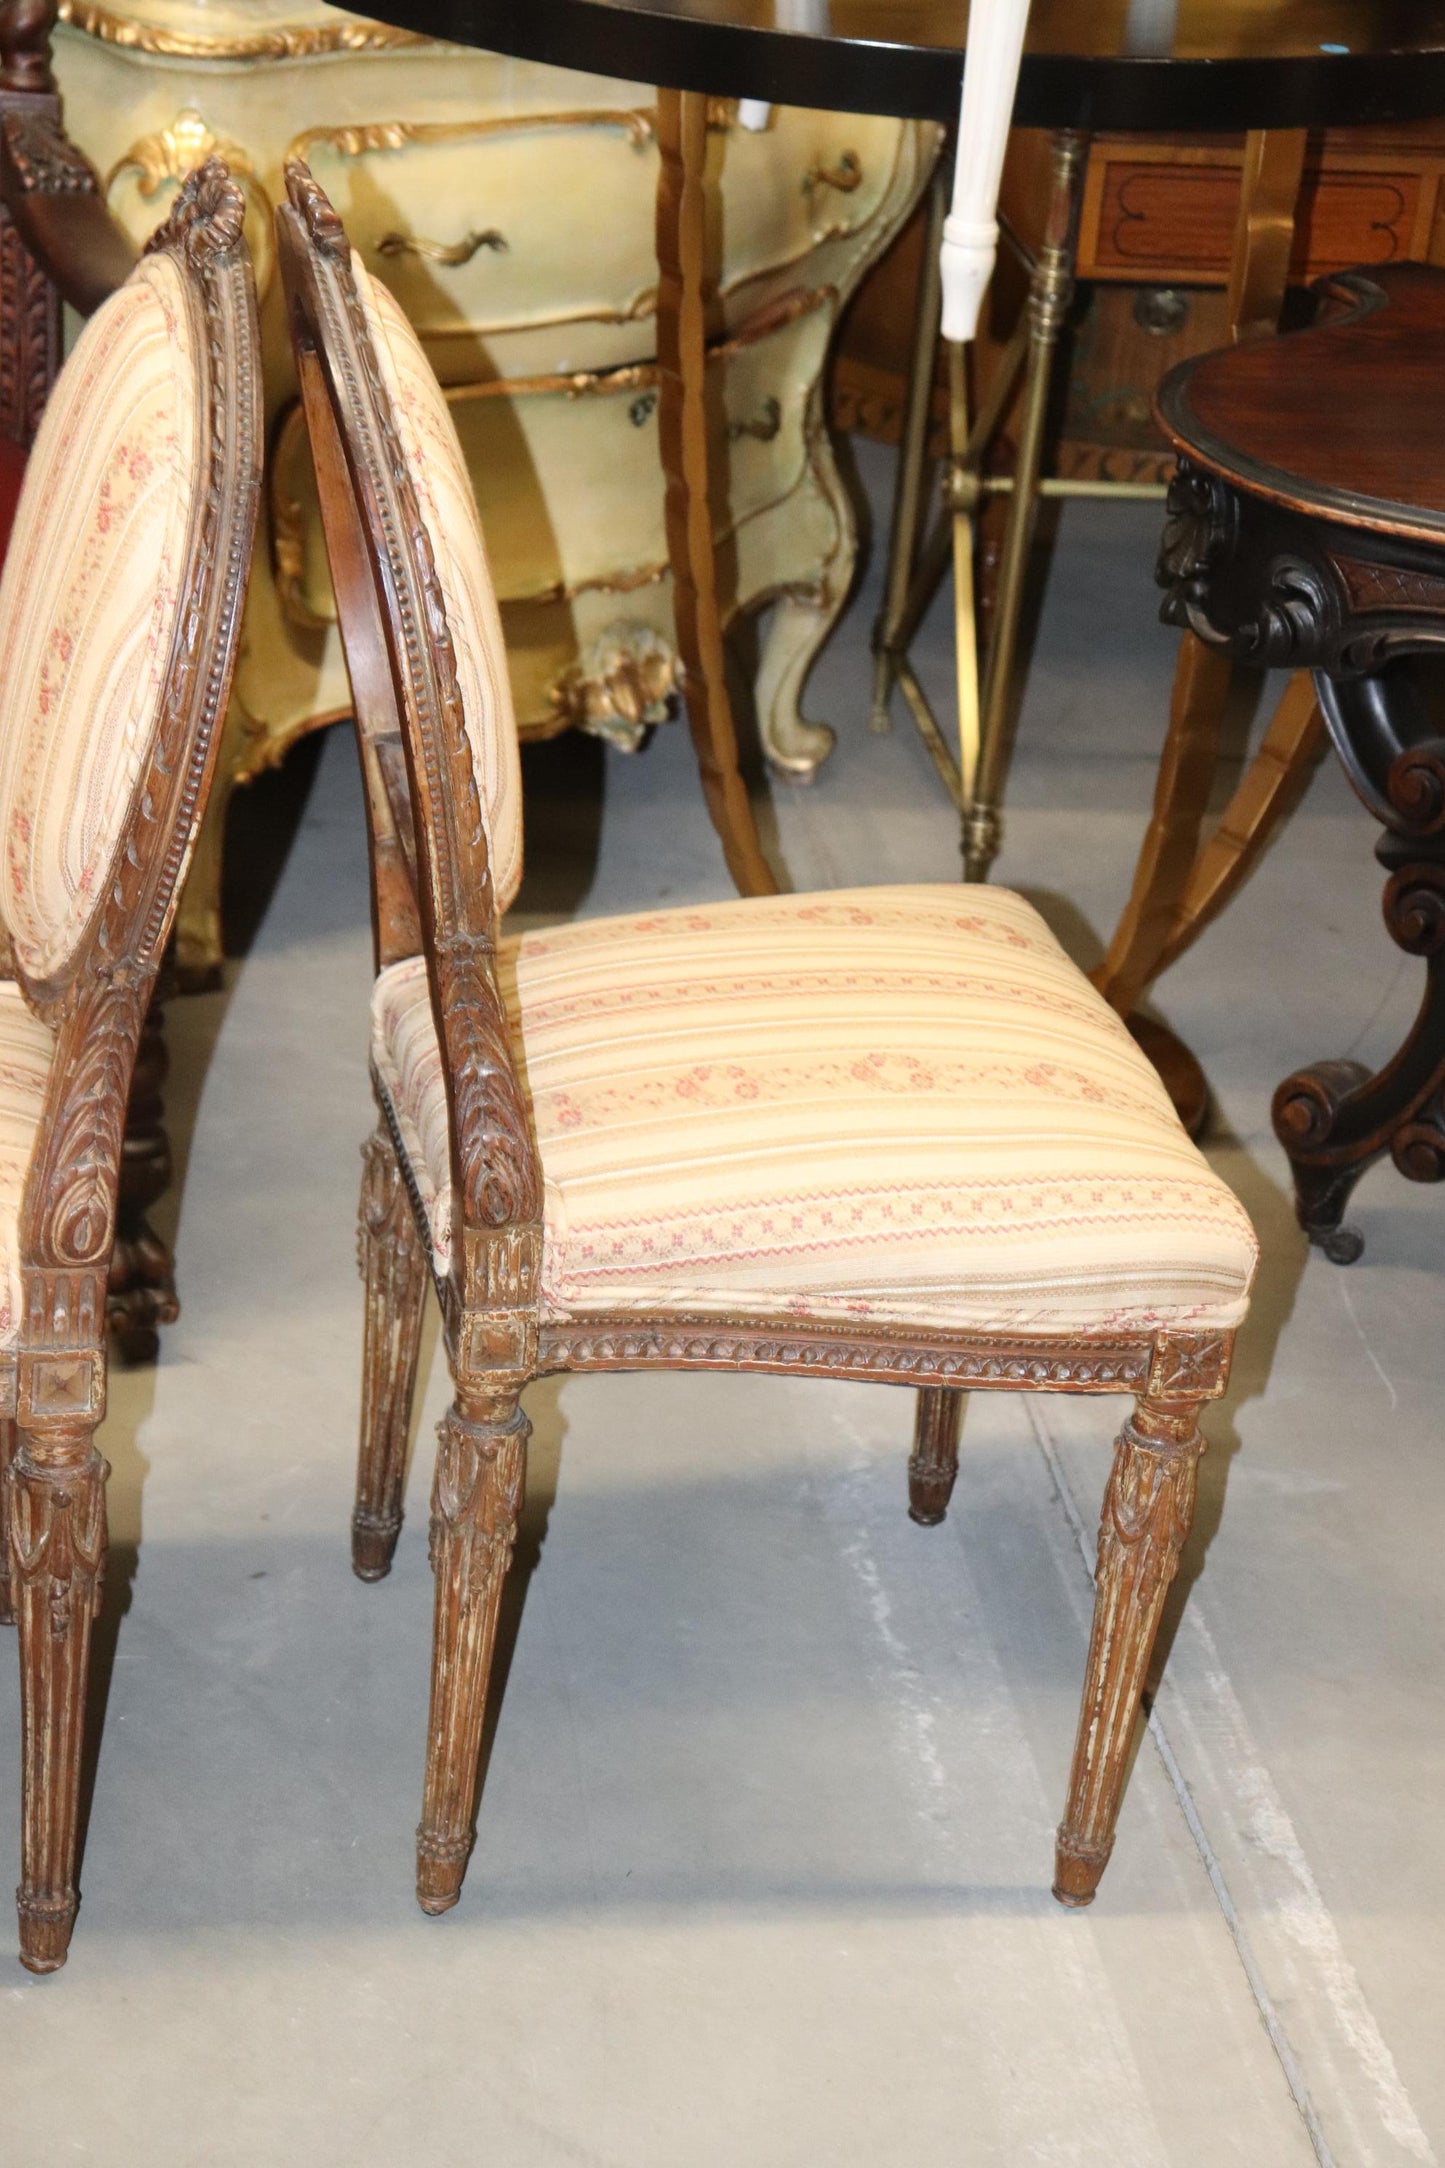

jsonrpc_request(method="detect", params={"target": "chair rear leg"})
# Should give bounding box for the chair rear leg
[1054,1387,1205,1906]
[0,1418,15,1625]
[9,1424,108,1972]
[416,1389,528,1915]
[354,1121,427,1580]
[909,1387,963,1525]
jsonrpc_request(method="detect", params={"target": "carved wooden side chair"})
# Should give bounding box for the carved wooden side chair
[1153,262,1445,1263]
[0,160,260,1972]
[277,159,1258,1924]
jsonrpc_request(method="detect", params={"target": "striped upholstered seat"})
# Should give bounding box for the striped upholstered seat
[371,884,1255,1338]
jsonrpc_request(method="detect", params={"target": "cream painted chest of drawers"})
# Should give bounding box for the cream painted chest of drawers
[52,0,937,979]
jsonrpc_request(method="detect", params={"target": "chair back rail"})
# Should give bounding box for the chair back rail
[9,161,261,1288]
[276,160,542,1326]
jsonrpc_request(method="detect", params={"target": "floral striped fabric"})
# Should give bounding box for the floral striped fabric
[371,886,1256,1336]
[354,257,524,915]
[0,256,198,985]
[0,980,56,1345]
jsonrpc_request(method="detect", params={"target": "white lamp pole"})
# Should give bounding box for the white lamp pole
[940,0,1033,344]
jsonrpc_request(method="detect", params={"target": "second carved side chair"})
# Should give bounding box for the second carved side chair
[277,159,1258,1923]
[0,161,260,1973]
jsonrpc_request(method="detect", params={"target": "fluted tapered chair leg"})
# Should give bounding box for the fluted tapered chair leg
[416,1392,528,1915]
[353,1120,427,1580]
[1054,1390,1205,1907]
[10,1429,108,1972]
[909,1386,963,1525]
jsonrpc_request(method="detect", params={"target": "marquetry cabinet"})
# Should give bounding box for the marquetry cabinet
[52,0,936,980]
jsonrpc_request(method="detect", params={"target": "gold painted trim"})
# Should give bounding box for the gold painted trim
[288,109,655,166]
[511,562,669,610]
[440,285,835,407]
[107,109,259,197]
[58,0,431,59]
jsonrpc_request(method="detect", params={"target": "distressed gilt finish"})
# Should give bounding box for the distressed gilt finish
[0,159,261,1971]
[279,159,1239,1922]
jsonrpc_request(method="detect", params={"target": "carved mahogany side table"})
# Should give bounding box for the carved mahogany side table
[1155,262,1445,1260]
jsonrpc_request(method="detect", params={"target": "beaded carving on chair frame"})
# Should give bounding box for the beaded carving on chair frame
[277,155,1256,1924]
[0,158,262,1973]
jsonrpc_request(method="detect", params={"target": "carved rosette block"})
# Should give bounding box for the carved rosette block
[1053,1395,1204,1909]
[416,1397,527,1914]
[8,1438,108,1972]
[353,1121,427,1580]
[908,1386,963,1526]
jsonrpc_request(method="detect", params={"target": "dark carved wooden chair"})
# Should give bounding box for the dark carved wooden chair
[277,158,1257,1925]
[1155,262,1445,1263]
[0,160,260,1972]
[0,1,196,1363]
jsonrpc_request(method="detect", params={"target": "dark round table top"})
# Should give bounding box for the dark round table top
[366,0,1445,130]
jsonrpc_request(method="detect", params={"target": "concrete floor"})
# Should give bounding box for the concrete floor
[2,441,1442,2164]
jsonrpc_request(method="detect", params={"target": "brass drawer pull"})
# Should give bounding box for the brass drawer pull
[804,150,862,195]
[376,227,507,267]
[729,396,782,443]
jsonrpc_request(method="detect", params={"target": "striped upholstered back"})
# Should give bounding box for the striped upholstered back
[349,257,524,916]
[0,252,200,985]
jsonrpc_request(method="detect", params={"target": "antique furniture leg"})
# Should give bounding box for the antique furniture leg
[756,580,846,782]
[1098,131,1314,1121]
[1272,728,1445,1263]
[1054,1365,1209,1906]
[108,982,180,1364]
[416,1389,528,1914]
[654,87,777,898]
[755,323,865,781]
[353,1117,427,1579]
[870,160,947,739]
[1144,671,1325,989]
[9,1416,108,1971]
[908,1386,962,1526]
[0,1414,14,1624]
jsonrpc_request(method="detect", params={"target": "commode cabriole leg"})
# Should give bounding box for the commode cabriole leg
[0,1416,15,1626]
[757,580,844,782]
[9,1399,108,1972]
[1054,1332,1230,1907]
[353,1118,427,1581]
[416,1389,528,1915]
[909,1387,963,1526]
